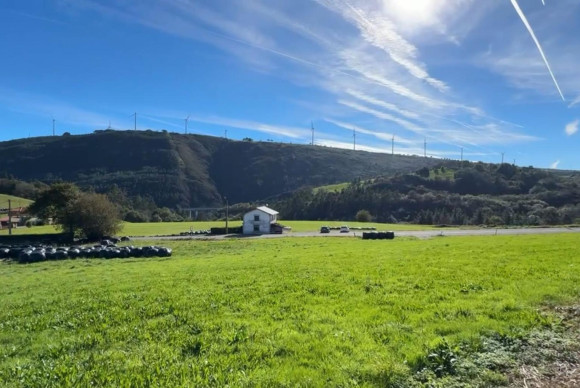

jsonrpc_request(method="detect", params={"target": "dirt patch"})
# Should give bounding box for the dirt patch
[508,305,580,388]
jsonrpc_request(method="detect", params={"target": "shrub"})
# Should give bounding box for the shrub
[356,209,372,222]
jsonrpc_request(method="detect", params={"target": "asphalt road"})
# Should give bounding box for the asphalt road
[133,227,580,241]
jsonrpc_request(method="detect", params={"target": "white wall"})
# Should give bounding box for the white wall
[243,209,275,234]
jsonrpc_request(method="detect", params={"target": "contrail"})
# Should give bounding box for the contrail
[510,0,564,101]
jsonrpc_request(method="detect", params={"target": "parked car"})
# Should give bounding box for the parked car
[340,225,350,233]
[320,226,330,233]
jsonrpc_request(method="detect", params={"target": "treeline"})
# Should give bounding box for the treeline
[0,178,48,200]
[274,163,580,226]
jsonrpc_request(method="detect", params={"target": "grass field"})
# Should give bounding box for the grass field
[0,194,32,209]
[1,234,579,386]
[0,220,451,237]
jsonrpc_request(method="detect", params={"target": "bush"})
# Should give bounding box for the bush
[356,209,372,222]
[124,210,148,223]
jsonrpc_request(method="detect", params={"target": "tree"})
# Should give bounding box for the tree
[28,182,80,234]
[416,167,430,178]
[64,192,122,240]
[355,209,372,222]
[29,183,122,240]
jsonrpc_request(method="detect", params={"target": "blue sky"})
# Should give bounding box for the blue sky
[1,0,579,169]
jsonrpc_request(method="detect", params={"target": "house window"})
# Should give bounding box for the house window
[254,215,260,221]
[254,225,260,232]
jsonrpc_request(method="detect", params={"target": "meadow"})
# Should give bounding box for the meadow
[1,234,579,386]
[0,220,450,237]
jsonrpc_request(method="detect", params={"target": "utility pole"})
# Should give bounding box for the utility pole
[225,197,229,234]
[311,121,314,146]
[460,147,463,162]
[424,137,427,158]
[513,159,516,166]
[52,119,55,136]
[8,199,11,236]
[224,130,228,139]
[353,129,356,151]
[391,135,395,155]
[501,152,505,164]
[184,115,189,134]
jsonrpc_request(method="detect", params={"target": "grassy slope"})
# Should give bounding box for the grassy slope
[1,234,578,386]
[0,194,32,209]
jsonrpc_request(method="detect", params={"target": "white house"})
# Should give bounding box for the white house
[243,206,279,234]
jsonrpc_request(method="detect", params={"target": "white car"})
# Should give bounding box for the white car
[340,225,350,233]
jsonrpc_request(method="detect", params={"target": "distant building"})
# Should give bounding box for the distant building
[242,206,279,234]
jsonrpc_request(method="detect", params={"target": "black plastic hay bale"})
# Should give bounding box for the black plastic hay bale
[386,231,395,240]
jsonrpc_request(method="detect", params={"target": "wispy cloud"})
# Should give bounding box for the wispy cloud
[337,100,424,134]
[0,88,112,130]
[184,115,311,140]
[345,89,420,120]
[323,118,415,144]
[316,0,448,92]
[53,0,546,159]
[568,96,580,108]
[565,119,579,136]
[509,0,565,101]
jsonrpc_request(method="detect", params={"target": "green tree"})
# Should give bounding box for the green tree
[29,183,122,240]
[355,209,372,222]
[28,182,80,234]
[64,192,122,240]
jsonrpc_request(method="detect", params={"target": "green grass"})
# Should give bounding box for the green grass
[1,234,579,386]
[312,182,350,194]
[0,194,33,208]
[0,221,448,237]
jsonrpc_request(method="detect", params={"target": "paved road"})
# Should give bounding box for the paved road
[133,227,580,241]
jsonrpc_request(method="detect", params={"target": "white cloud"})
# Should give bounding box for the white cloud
[565,119,579,136]
[337,100,424,134]
[323,118,415,144]
[183,115,311,140]
[0,88,112,129]
[569,96,580,108]
[550,160,560,169]
[56,0,545,158]
[344,89,420,120]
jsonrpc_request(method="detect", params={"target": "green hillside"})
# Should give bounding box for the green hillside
[0,130,453,207]
[0,194,32,210]
[274,164,580,225]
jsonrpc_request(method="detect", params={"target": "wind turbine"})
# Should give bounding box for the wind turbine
[184,115,190,134]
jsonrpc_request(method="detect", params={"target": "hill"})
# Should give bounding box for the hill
[0,130,453,208]
[274,164,580,225]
